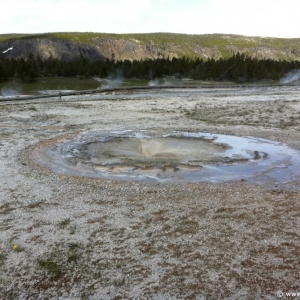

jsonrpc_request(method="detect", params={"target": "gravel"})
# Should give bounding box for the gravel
[1,86,300,299]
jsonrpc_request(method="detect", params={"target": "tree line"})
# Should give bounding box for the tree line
[1,52,300,82]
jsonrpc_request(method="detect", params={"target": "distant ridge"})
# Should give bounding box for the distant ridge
[1,32,300,61]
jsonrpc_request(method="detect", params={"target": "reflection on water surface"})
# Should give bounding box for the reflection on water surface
[32,130,300,188]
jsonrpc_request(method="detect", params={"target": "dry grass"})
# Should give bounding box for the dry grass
[185,99,300,129]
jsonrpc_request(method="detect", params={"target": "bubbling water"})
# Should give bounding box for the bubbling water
[31,130,300,187]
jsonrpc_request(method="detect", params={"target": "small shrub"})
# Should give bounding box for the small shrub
[0,254,5,266]
[69,225,76,235]
[28,106,38,111]
[37,259,62,277]
[58,218,71,229]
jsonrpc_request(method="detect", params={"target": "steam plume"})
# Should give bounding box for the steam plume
[1,86,21,97]
[148,78,173,86]
[280,69,300,84]
[101,70,123,89]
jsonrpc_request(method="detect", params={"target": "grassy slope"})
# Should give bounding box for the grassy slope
[1,32,300,59]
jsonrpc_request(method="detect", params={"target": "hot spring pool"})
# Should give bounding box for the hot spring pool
[31,130,300,187]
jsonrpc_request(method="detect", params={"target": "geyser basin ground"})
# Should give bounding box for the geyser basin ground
[3,85,300,298]
[32,130,300,186]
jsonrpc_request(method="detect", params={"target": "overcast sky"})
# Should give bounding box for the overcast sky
[1,0,300,38]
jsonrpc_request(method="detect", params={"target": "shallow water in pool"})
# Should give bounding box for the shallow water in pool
[31,130,300,188]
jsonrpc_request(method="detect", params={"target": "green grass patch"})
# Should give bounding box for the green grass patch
[0,132,13,138]
[0,77,100,96]
[37,242,84,277]
[37,259,62,277]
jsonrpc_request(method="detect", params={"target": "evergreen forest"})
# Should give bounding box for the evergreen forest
[1,52,300,83]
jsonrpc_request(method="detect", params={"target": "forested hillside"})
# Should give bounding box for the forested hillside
[1,52,300,83]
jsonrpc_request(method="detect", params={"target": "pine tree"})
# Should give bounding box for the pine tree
[0,61,7,81]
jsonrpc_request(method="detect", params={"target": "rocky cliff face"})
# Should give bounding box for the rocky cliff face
[1,33,300,61]
[0,37,178,61]
[0,38,104,61]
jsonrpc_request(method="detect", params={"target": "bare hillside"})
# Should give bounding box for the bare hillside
[1,32,300,61]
